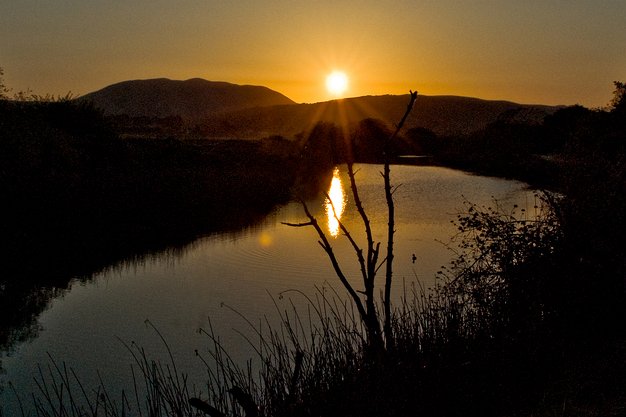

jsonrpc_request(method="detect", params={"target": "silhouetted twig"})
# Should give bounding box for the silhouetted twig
[228,386,259,417]
[288,349,304,402]
[383,90,418,348]
[283,201,369,329]
[189,397,227,417]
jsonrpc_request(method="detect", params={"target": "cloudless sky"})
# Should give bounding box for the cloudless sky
[1,0,625,106]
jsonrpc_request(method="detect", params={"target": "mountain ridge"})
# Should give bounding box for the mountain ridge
[79,78,560,138]
[79,77,296,119]
[200,93,558,138]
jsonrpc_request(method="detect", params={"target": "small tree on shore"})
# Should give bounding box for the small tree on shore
[610,81,625,114]
[0,67,11,100]
[284,91,418,353]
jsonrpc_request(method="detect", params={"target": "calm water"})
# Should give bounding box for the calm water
[0,165,538,415]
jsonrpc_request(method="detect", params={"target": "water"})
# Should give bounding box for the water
[0,165,538,415]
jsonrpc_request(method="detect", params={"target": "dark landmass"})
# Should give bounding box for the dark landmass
[79,78,295,119]
[205,93,556,138]
[78,78,558,139]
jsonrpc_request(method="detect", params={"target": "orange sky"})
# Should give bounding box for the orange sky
[1,1,625,107]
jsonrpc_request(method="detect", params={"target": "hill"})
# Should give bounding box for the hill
[79,78,558,138]
[78,78,295,119]
[202,94,557,138]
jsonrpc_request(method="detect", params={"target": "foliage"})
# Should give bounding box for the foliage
[0,67,10,100]
[350,118,391,162]
[0,67,74,102]
[610,80,626,113]
[441,196,562,342]
[426,82,625,189]
[297,121,342,167]
[403,126,438,155]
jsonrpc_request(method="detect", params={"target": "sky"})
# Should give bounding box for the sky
[1,0,625,107]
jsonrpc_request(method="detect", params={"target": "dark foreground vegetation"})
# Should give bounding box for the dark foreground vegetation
[1,79,625,416]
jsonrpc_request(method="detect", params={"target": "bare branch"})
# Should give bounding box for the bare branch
[291,200,368,324]
[282,221,314,227]
[189,398,227,417]
[346,162,378,286]
[375,256,388,274]
[324,191,369,287]
[383,90,418,349]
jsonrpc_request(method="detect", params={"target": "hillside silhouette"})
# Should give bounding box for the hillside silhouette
[79,78,558,139]
[209,94,557,138]
[79,78,295,119]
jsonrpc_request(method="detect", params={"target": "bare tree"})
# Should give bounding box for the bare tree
[284,91,418,352]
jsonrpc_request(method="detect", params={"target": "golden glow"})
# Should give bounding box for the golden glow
[258,232,273,248]
[325,168,346,237]
[2,1,620,107]
[326,71,349,97]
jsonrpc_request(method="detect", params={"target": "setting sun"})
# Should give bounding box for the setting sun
[326,71,349,97]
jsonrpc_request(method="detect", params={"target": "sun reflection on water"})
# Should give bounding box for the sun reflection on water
[325,168,346,237]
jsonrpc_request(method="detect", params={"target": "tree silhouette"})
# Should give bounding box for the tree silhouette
[610,81,625,114]
[284,91,418,353]
[0,67,11,100]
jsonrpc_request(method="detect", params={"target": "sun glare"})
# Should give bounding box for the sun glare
[325,168,346,237]
[326,71,348,97]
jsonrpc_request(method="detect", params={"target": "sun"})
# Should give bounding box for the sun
[326,71,349,97]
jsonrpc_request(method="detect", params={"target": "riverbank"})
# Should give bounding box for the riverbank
[0,101,311,277]
[2,91,625,416]
[0,100,324,362]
